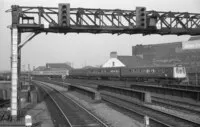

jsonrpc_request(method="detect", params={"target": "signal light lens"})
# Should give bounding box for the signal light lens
[141,13,145,16]
[62,10,67,14]
[141,8,145,11]
[62,21,67,26]
[62,16,67,20]
[62,5,66,9]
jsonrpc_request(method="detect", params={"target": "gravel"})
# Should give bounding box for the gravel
[37,81,144,127]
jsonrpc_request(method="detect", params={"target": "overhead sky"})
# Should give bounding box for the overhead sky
[0,0,200,70]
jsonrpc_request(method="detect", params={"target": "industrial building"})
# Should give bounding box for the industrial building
[132,36,200,67]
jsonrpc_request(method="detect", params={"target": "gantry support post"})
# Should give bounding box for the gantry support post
[11,27,19,119]
[18,31,21,111]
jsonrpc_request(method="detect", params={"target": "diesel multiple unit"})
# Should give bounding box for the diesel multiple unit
[69,65,187,83]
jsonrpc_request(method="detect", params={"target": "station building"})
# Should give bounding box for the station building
[102,51,151,68]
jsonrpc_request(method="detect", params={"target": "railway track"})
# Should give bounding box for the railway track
[152,96,200,115]
[0,110,11,121]
[36,81,108,127]
[36,79,200,126]
[101,92,200,127]
[0,100,10,108]
[65,78,200,91]
[38,79,200,115]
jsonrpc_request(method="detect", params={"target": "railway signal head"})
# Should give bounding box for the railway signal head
[58,3,70,27]
[136,7,147,29]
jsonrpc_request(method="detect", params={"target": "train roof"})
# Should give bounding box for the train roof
[70,64,184,71]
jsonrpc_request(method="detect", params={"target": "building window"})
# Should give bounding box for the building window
[112,62,115,67]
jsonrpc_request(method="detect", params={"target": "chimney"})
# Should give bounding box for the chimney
[110,51,117,58]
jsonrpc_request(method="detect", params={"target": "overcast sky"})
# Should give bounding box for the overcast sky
[0,0,200,71]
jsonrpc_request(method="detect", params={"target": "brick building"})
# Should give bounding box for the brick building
[132,36,200,67]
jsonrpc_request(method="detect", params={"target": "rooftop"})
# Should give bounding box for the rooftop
[117,55,151,68]
[46,63,73,70]
[188,36,200,41]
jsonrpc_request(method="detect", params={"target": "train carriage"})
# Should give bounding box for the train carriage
[121,66,173,79]
[69,69,88,78]
[87,67,121,79]
[68,64,187,83]
[120,65,186,82]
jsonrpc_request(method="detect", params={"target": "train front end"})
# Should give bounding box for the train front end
[173,65,187,80]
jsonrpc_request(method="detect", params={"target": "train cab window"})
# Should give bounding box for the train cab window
[176,68,179,73]
[183,67,186,74]
[151,69,155,73]
[176,67,184,74]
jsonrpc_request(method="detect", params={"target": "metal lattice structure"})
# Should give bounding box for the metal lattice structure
[11,5,200,35]
[8,4,200,119]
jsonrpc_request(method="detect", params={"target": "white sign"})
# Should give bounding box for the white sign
[182,40,200,50]
[25,115,32,126]
[144,115,149,126]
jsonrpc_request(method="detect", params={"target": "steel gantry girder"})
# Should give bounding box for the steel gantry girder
[10,4,200,35]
